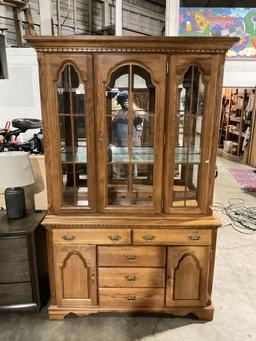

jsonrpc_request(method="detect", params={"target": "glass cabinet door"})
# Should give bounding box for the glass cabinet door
[57,64,89,206]
[48,55,96,213]
[165,63,209,213]
[96,55,166,213]
[106,65,155,207]
[172,65,204,208]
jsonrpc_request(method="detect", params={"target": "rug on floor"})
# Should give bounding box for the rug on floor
[228,168,256,191]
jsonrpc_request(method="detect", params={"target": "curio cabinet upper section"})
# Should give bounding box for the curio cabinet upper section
[28,36,237,216]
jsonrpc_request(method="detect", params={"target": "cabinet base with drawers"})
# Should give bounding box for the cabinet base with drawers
[44,215,220,321]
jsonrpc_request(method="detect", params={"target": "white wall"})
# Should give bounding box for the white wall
[0,48,41,140]
[223,60,256,88]
[0,49,46,210]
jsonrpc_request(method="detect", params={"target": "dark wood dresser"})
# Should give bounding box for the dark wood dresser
[0,210,49,311]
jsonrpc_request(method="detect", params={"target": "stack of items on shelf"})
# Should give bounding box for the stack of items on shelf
[219,88,255,159]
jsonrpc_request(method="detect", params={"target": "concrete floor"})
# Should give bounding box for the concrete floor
[1,156,256,341]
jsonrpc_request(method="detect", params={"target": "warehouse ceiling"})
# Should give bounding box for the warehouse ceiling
[180,0,256,7]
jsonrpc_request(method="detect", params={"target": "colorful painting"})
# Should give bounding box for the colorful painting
[179,8,256,59]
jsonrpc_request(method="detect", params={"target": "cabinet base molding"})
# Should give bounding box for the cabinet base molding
[48,305,214,321]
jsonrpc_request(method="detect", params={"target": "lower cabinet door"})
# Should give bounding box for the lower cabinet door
[166,246,210,307]
[54,245,97,307]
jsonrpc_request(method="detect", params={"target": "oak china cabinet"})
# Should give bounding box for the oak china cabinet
[27,36,237,320]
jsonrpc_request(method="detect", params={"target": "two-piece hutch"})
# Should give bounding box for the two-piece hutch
[27,36,237,320]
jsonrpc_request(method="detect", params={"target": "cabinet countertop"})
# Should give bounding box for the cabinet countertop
[43,214,221,229]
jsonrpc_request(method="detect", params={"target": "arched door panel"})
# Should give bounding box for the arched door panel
[95,54,166,213]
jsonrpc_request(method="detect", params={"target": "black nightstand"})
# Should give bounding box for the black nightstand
[0,211,49,311]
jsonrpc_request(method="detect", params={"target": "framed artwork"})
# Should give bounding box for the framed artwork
[180,8,256,60]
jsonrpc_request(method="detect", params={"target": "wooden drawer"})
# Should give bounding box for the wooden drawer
[97,246,166,267]
[99,288,164,308]
[52,229,131,245]
[133,229,212,245]
[0,238,30,283]
[98,268,165,288]
[0,282,33,306]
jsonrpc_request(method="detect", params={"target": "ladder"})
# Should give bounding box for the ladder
[0,0,36,46]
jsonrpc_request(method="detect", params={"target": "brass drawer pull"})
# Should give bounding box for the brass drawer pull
[124,295,137,301]
[188,235,201,241]
[125,254,137,261]
[125,275,137,282]
[108,234,121,241]
[142,234,156,241]
[62,234,76,242]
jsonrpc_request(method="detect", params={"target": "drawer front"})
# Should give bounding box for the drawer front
[99,288,164,308]
[0,282,33,306]
[98,268,165,288]
[52,229,131,245]
[133,229,212,245]
[0,238,30,283]
[97,246,166,267]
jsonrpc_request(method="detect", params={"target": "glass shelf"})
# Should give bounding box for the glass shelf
[108,146,154,163]
[61,146,87,163]
[107,146,201,165]
[175,147,201,164]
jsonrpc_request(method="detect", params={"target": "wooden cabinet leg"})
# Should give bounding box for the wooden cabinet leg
[193,306,214,321]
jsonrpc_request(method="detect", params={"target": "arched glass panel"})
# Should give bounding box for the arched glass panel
[172,65,205,208]
[106,65,155,206]
[57,64,88,206]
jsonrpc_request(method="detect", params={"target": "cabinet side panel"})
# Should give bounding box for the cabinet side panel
[46,229,56,305]
[37,53,55,213]
[206,54,226,212]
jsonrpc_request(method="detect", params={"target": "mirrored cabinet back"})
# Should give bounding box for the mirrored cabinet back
[27,36,237,320]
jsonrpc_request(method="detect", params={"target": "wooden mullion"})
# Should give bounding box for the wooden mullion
[68,65,78,206]
[196,72,201,115]
[178,113,185,207]
[185,65,195,207]
[191,70,202,204]
[166,55,178,211]
[128,64,133,204]
[194,113,200,203]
